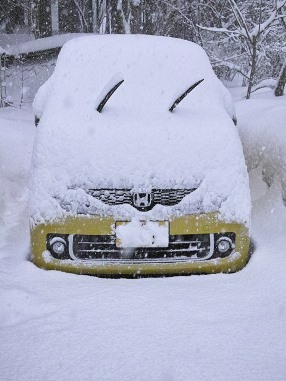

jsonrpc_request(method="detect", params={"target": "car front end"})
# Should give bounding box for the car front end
[31,210,250,276]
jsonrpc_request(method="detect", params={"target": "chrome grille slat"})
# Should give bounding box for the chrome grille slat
[76,249,120,253]
[78,240,115,245]
[75,258,205,264]
[171,241,203,245]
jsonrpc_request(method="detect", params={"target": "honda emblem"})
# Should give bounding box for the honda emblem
[133,192,153,210]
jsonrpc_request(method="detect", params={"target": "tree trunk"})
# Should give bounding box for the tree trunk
[246,38,257,100]
[275,62,286,97]
[32,0,52,38]
[117,0,131,34]
[83,0,93,32]
[92,0,102,33]
[131,1,142,34]
[142,0,155,35]
[109,0,125,33]
[59,0,79,33]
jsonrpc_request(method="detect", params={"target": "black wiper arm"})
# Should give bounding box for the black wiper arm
[169,78,204,112]
[97,78,124,113]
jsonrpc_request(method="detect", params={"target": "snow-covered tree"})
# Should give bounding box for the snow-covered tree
[274,7,286,96]
[0,0,31,33]
[199,0,286,98]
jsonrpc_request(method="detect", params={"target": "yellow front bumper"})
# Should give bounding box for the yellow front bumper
[30,213,250,276]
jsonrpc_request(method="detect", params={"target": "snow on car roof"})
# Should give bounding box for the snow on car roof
[31,35,250,226]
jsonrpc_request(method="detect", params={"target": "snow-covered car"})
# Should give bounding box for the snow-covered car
[30,35,251,276]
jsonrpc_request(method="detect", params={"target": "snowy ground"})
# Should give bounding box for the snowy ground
[1,90,286,381]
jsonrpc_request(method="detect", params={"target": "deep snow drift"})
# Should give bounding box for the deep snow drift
[0,90,286,380]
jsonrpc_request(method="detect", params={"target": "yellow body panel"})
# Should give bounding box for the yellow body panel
[31,213,250,276]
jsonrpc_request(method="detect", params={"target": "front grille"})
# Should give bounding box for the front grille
[86,189,195,211]
[88,189,132,205]
[71,233,213,262]
[47,233,235,263]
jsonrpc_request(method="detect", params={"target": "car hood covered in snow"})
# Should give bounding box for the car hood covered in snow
[30,35,250,226]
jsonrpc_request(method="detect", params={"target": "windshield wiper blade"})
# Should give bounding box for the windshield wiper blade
[97,75,124,113]
[169,78,204,112]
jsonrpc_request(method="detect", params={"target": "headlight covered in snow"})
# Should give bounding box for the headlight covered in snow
[52,241,66,255]
[217,237,233,254]
[47,235,69,259]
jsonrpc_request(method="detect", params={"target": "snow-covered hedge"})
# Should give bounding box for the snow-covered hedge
[237,91,286,202]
